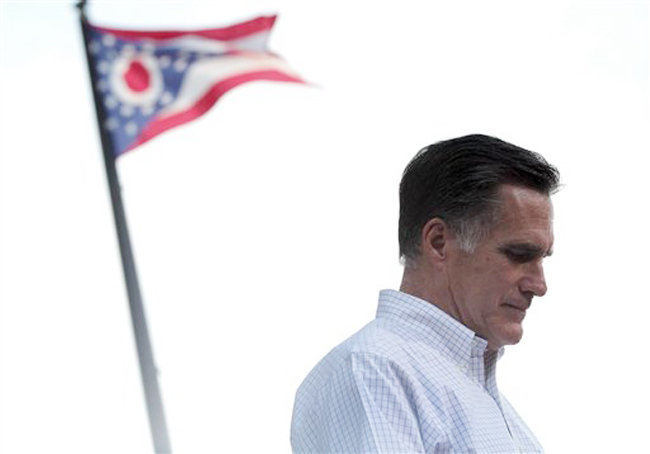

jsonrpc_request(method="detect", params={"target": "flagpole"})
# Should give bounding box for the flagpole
[76,2,172,452]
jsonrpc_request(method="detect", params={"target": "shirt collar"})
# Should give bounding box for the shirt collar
[376,289,504,371]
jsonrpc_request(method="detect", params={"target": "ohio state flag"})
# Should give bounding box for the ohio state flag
[83,16,304,157]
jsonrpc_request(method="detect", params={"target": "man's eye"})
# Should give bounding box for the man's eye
[504,250,535,263]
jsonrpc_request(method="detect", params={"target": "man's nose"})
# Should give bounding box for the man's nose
[520,261,548,297]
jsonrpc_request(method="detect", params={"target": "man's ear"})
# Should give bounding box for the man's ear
[420,218,450,262]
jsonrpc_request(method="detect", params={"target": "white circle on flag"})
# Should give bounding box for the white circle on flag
[110,52,163,107]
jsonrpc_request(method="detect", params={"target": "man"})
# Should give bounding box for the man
[291,134,560,453]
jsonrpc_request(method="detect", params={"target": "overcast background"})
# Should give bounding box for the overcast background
[1,1,649,453]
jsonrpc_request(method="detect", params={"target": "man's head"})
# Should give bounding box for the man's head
[399,134,560,350]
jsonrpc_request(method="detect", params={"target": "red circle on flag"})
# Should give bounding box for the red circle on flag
[124,60,150,93]
[110,52,163,106]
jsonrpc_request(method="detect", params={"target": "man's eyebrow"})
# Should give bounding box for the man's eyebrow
[498,242,553,257]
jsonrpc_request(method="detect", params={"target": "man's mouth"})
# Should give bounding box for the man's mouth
[503,303,528,313]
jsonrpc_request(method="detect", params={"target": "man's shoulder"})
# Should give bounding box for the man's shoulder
[321,318,412,365]
[293,321,413,421]
[292,321,445,453]
[291,318,458,452]
[297,317,450,397]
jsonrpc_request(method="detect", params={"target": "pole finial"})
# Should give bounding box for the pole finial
[76,0,87,16]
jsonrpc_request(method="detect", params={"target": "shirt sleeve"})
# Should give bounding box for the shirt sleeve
[292,352,442,453]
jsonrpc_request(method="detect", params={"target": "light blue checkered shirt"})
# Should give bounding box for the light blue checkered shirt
[291,290,543,453]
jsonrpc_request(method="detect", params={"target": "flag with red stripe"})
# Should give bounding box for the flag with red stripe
[84,15,304,157]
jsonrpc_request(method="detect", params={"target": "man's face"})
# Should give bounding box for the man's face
[446,184,554,350]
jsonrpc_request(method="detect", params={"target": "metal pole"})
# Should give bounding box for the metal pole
[76,2,172,452]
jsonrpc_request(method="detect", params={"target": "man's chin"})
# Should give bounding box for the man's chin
[504,325,524,346]
[491,324,524,350]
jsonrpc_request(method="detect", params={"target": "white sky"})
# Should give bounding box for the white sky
[1,1,649,453]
